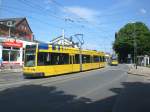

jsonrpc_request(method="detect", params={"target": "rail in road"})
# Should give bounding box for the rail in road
[0,68,107,89]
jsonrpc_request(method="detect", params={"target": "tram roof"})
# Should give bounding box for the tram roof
[37,43,105,55]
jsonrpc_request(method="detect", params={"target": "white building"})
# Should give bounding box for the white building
[49,36,79,48]
[137,55,150,66]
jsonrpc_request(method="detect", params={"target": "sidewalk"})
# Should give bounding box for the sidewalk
[0,68,22,74]
[0,64,23,74]
[128,65,150,77]
[113,66,150,112]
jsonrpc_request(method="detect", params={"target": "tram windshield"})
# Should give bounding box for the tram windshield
[24,45,36,67]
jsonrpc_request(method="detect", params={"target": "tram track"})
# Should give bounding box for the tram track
[0,68,107,90]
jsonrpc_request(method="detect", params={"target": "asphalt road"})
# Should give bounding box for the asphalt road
[0,64,129,112]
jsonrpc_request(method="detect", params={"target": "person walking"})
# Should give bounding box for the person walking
[0,58,3,71]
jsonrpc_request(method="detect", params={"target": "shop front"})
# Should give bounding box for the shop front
[0,37,37,69]
[0,38,23,67]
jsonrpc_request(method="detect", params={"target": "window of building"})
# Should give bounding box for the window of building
[24,26,27,31]
[10,50,20,61]
[2,47,20,62]
[2,50,9,61]
[12,47,20,50]
[3,47,11,49]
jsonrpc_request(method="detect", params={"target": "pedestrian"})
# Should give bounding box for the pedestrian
[0,58,3,71]
[141,59,144,66]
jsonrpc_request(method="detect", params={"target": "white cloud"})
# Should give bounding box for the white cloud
[63,6,99,22]
[140,8,147,14]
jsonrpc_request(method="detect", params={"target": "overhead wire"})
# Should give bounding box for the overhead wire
[1,6,62,29]
[1,0,116,52]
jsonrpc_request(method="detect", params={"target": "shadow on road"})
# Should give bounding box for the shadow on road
[0,81,150,112]
[112,82,150,112]
[0,84,118,112]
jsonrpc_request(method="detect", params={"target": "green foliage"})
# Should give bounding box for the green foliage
[113,22,150,62]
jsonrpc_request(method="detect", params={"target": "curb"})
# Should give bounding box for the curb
[0,69,22,74]
[127,71,149,77]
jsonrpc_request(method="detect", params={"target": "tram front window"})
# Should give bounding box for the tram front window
[25,54,35,67]
[24,45,36,67]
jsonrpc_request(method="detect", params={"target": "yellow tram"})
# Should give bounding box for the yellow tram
[110,54,118,66]
[23,43,106,78]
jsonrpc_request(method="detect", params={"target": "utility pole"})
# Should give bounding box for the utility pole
[0,0,2,17]
[70,34,84,71]
[8,27,11,37]
[79,43,82,71]
[62,29,65,47]
[133,22,137,69]
[7,21,15,38]
[74,34,84,71]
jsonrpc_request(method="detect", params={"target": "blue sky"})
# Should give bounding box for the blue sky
[0,0,150,53]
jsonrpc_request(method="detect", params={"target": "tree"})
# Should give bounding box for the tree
[113,22,150,63]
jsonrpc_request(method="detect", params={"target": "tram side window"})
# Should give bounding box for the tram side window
[101,56,105,62]
[99,56,102,62]
[75,54,80,64]
[101,56,103,62]
[90,56,92,63]
[103,56,106,62]
[82,55,90,63]
[38,52,51,66]
[93,56,99,62]
[51,53,69,65]
[59,53,69,64]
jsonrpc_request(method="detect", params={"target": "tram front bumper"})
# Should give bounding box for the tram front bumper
[23,72,45,78]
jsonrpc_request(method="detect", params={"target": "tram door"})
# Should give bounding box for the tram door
[69,55,73,72]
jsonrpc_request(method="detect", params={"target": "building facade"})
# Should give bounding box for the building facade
[0,17,35,68]
[0,17,33,41]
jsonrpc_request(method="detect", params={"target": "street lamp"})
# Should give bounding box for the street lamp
[6,21,15,67]
[6,20,15,38]
[70,34,84,71]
